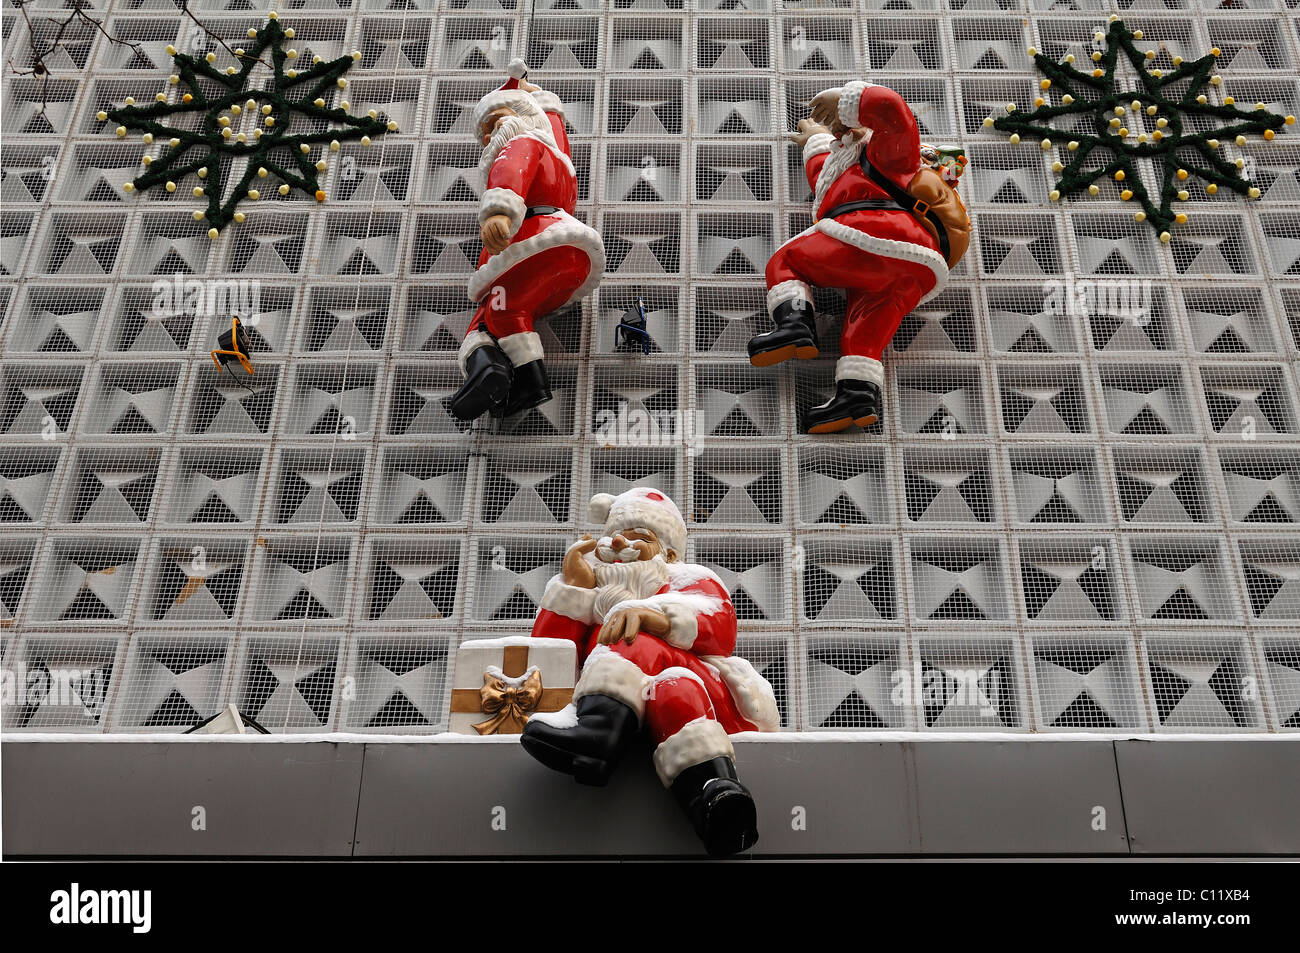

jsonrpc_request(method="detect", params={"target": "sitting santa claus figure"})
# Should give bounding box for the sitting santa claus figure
[748,81,968,434]
[450,60,605,422]
[521,487,780,856]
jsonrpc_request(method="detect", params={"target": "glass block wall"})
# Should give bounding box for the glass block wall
[2,0,1299,734]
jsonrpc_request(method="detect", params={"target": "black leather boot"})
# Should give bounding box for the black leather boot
[520,693,639,787]
[747,299,819,368]
[671,756,759,856]
[449,343,513,421]
[501,359,552,418]
[800,378,881,434]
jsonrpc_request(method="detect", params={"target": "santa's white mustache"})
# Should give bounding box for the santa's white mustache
[592,537,643,563]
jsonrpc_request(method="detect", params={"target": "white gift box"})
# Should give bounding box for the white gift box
[448,636,578,736]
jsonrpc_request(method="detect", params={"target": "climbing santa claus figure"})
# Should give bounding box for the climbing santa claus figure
[450,59,605,422]
[521,487,780,856]
[748,80,971,433]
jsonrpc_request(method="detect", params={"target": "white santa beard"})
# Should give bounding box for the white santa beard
[478,113,558,177]
[590,555,670,622]
[813,133,866,212]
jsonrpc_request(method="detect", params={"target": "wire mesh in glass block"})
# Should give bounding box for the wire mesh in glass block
[316,211,400,276]
[184,362,279,436]
[357,16,433,70]
[694,535,787,623]
[30,536,143,624]
[694,362,782,438]
[33,211,126,276]
[957,77,1035,138]
[1260,637,1300,729]
[102,284,194,354]
[1142,634,1263,731]
[1113,445,1218,526]
[283,363,378,438]
[590,361,682,446]
[1182,285,1280,355]
[608,15,683,71]
[799,535,897,623]
[1029,635,1146,730]
[696,17,770,71]
[600,211,681,275]
[164,445,266,525]
[20,14,97,72]
[1125,536,1241,623]
[233,635,342,730]
[696,78,773,137]
[489,364,578,438]
[691,446,783,526]
[593,284,680,354]
[1169,214,1260,277]
[1097,363,1197,436]
[371,446,469,525]
[129,212,217,276]
[54,445,161,526]
[607,77,682,137]
[527,14,602,71]
[79,361,183,436]
[6,77,79,136]
[903,446,997,524]
[907,536,1011,623]
[343,634,450,731]
[301,285,390,354]
[410,210,482,277]
[586,445,682,507]
[1086,281,1178,352]
[269,446,368,525]
[469,536,564,624]
[248,536,355,625]
[3,635,120,731]
[332,140,414,205]
[996,364,1093,436]
[0,536,37,625]
[796,446,891,526]
[980,284,1071,353]
[1201,364,1298,437]
[1206,16,1294,72]
[1237,538,1300,622]
[694,143,772,205]
[866,17,945,73]
[695,212,773,277]
[140,537,249,624]
[363,537,461,624]
[1216,447,1300,525]
[110,633,231,731]
[604,141,682,205]
[804,636,910,730]
[913,635,1026,730]
[478,447,574,525]
[895,362,988,436]
[1071,214,1164,277]
[973,211,1064,277]
[0,362,84,438]
[399,285,476,356]
[1006,446,1111,526]
[777,17,856,73]
[2,142,60,204]
[6,285,104,354]
[1018,537,1123,624]
[0,447,61,525]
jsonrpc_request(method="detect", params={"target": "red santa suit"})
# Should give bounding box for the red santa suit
[460,64,605,374]
[767,81,950,393]
[528,489,780,786]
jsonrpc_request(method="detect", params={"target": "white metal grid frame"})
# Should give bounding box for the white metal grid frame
[1,1,1298,736]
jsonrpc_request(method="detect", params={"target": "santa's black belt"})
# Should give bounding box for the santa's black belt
[524,205,560,218]
[820,199,906,219]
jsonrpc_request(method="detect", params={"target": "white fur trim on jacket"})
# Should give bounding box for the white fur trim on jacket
[795,217,947,304]
[767,278,813,315]
[479,187,527,236]
[653,717,735,786]
[498,330,544,366]
[702,655,781,731]
[835,354,884,389]
[605,590,725,652]
[838,80,871,130]
[802,132,834,166]
[457,328,497,374]
[574,645,649,721]
[665,562,726,590]
[652,666,708,691]
[467,208,605,307]
[540,574,597,624]
[530,88,565,118]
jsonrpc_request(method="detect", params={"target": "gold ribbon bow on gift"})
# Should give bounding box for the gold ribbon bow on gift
[473,668,545,736]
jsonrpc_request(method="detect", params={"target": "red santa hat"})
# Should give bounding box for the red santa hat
[472,58,543,129]
[588,487,686,557]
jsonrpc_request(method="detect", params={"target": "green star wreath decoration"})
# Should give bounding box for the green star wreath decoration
[100,12,394,236]
[989,15,1295,242]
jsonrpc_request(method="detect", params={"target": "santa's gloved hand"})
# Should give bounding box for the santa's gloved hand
[789,117,832,149]
[481,214,513,255]
[561,536,598,589]
[809,88,842,130]
[598,607,670,645]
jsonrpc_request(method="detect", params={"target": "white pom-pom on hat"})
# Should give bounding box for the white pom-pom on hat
[507,58,528,80]
[588,493,616,525]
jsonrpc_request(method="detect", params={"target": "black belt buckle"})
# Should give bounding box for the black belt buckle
[615,295,653,355]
